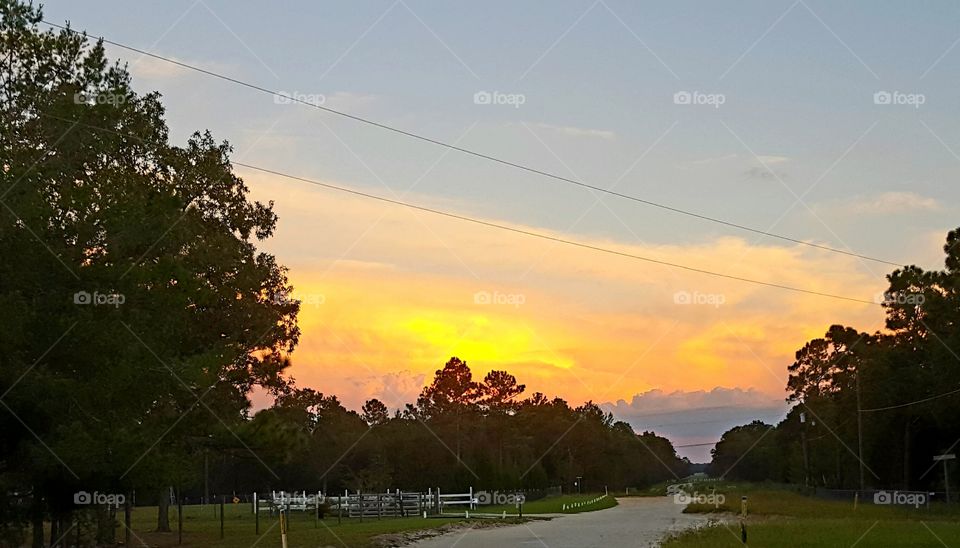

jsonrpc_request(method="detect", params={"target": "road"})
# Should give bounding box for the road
[410,497,712,548]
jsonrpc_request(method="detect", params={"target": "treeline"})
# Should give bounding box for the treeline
[710,228,960,492]
[0,4,684,546]
[240,357,686,497]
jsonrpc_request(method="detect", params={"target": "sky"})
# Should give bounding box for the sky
[41,0,960,461]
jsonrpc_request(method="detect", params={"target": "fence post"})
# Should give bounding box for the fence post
[220,495,225,539]
[279,509,288,548]
[254,492,259,535]
[359,490,363,523]
[469,486,474,510]
[177,489,183,546]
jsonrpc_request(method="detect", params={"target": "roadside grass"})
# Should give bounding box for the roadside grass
[663,487,960,548]
[481,493,617,515]
[50,503,473,547]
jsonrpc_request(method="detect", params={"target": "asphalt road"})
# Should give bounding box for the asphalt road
[411,497,711,548]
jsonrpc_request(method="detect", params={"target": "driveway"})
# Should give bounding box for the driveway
[410,497,712,548]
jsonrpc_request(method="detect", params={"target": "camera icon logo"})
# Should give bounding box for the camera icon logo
[673,91,692,105]
[673,492,691,505]
[74,491,92,505]
[474,91,492,105]
[473,290,492,305]
[874,490,891,504]
[74,291,92,305]
[873,91,892,105]
[673,291,691,305]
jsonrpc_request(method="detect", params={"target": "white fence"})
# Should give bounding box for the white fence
[255,488,478,518]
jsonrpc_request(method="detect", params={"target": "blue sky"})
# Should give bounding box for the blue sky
[40,0,960,461]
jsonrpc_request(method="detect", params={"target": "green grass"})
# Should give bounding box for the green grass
[480,493,617,515]
[663,487,960,548]
[50,503,477,547]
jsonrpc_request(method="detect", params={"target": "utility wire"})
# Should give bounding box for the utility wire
[40,20,906,268]
[860,386,960,412]
[37,112,880,305]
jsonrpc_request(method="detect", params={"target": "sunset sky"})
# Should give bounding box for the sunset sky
[43,0,960,460]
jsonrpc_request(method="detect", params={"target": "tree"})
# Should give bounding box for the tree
[361,398,390,426]
[0,2,299,542]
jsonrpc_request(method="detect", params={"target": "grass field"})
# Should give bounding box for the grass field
[662,486,960,547]
[481,493,617,515]
[52,503,479,547]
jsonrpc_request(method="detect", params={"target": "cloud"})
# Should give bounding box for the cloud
[744,166,787,182]
[239,169,888,430]
[606,387,786,415]
[757,155,790,165]
[849,191,941,215]
[603,388,790,462]
[533,122,616,140]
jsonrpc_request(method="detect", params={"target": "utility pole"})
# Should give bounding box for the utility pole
[855,365,865,492]
[800,412,810,488]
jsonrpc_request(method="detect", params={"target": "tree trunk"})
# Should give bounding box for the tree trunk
[30,490,43,548]
[157,487,171,532]
[48,514,58,548]
[96,504,117,545]
[903,419,912,490]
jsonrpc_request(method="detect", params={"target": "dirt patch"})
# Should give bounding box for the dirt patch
[374,518,531,547]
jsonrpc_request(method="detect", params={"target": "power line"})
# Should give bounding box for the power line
[860,386,960,412]
[40,20,906,269]
[37,112,880,305]
[675,441,719,448]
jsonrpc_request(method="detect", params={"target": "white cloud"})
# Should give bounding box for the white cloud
[534,122,616,140]
[849,191,940,215]
[605,387,785,416]
[757,155,790,165]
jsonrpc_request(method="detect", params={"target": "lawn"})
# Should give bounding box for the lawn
[48,503,481,547]
[480,493,617,515]
[662,487,960,548]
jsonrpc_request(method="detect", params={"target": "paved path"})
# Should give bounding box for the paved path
[411,497,711,548]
